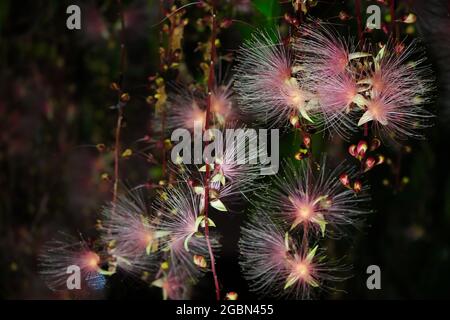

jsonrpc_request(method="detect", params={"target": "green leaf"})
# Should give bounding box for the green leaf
[374,45,386,71]
[284,273,299,290]
[312,214,327,237]
[253,0,280,20]
[151,278,164,288]
[211,172,224,183]
[348,52,372,61]
[299,107,314,123]
[284,232,290,251]
[306,245,319,263]
[184,232,194,252]
[307,277,320,288]
[210,199,227,212]
[194,186,205,195]
[358,110,374,126]
[154,230,171,238]
[200,217,216,228]
[194,215,205,232]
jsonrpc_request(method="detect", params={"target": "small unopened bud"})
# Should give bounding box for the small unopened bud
[339,11,350,21]
[96,143,106,152]
[340,173,350,188]
[356,140,368,160]
[376,155,385,165]
[402,13,417,24]
[120,93,130,102]
[353,180,362,193]
[303,136,311,148]
[209,188,220,200]
[370,138,381,151]
[193,255,207,268]
[220,18,233,29]
[110,82,120,91]
[348,144,357,157]
[225,292,238,300]
[364,157,376,172]
[294,148,309,160]
[290,115,300,127]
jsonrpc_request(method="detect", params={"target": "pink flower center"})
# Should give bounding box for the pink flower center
[282,78,305,109]
[298,204,313,219]
[82,251,100,271]
[139,231,154,247]
[294,261,311,279]
[367,100,388,124]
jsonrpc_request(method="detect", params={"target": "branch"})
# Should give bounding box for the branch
[203,10,221,301]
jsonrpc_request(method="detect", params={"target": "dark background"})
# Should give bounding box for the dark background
[1,0,450,299]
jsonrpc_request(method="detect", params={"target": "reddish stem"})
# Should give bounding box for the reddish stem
[354,0,363,44]
[203,11,221,301]
[113,0,126,206]
[390,0,399,42]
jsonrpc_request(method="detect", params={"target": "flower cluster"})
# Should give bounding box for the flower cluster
[239,158,368,299]
[239,211,348,299]
[234,21,433,142]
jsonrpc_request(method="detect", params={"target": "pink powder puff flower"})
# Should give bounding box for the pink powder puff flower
[38,235,109,291]
[166,83,236,132]
[153,180,220,281]
[167,86,207,132]
[101,190,164,276]
[357,42,434,141]
[317,71,362,138]
[239,212,347,299]
[294,21,354,80]
[234,31,320,127]
[152,267,191,300]
[199,125,265,201]
[294,21,353,82]
[210,82,237,126]
[260,158,370,238]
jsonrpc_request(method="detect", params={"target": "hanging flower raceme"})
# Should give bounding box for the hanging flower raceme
[239,212,347,299]
[257,159,370,238]
[197,125,265,204]
[234,31,320,128]
[153,179,221,281]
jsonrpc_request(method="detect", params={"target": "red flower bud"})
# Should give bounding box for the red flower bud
[353,180,362,193]
[340,173,350,188]
[364,157,376,172]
